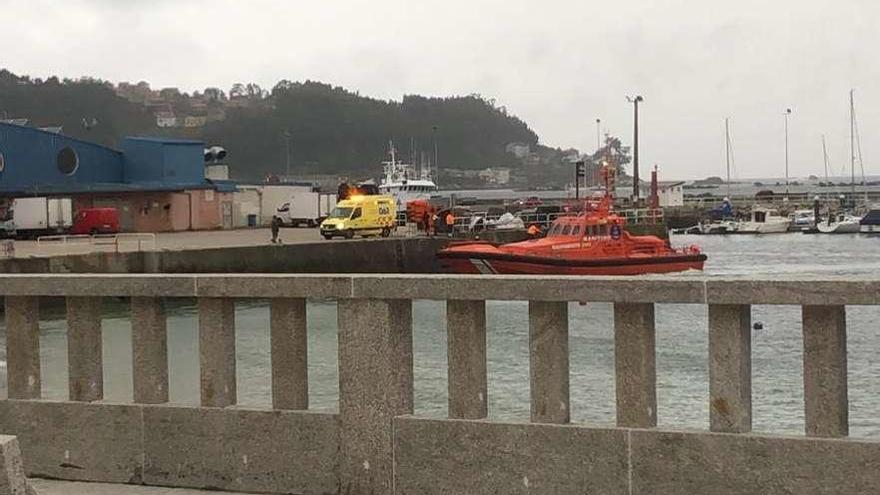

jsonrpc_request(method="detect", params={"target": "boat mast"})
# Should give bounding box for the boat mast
[850,90,856,205]
[822,134,830,200]
[724,117,731,199]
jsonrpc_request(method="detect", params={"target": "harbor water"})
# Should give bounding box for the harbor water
[3,233,880,438]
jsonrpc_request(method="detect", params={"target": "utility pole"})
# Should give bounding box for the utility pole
[784,108,792,195]
[595,118,601,150]
[627,95,644,201]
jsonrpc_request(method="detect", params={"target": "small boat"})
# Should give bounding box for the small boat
[437,174,705,275]
[860,209,880,233]
[817,212,862,234]
[736,206,790,234]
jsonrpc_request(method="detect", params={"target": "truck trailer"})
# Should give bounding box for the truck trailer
[276,192,337,227]
[1,197,73,238]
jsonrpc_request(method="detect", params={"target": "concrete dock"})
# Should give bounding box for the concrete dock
[32,479,240,495]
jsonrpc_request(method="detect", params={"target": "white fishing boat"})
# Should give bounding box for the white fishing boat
[817,212,862,234]
[377,141,438,210]
[737,206,790,234]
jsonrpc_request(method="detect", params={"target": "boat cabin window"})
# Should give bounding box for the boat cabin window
[599,225,608,236]
[549,223,562,235]
[572,225,581,236]
[562,225,572,235]
[754,211,766,223]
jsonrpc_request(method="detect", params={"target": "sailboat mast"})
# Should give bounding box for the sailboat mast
[850,90,856,202]
[724,118,731,199]
[822,134,830,199]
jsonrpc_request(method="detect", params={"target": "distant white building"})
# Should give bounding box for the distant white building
[156,112,178,128]
[478,167,511,185]
[505,142,531,159]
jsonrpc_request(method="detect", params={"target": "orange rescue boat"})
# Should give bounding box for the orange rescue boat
[437,167,705,275]
[437,212,704,275]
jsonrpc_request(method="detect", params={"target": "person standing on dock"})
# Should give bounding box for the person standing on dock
[445,211,455,237]
[422,211,433,237]
[270,215,282,244]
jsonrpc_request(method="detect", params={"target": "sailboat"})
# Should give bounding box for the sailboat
[818,90,864,234]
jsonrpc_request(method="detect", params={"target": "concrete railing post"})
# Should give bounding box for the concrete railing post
[708,304,752,433]
[270,298,308,410]
[4,296,41,399]
[198,297,237,407]
[528,301,570,424]
[338,298,413,495]
[802,305,848,437]
[131,297,169,404]
[614,302,657,428]
[446,300,487,419]
[67,296,104,402]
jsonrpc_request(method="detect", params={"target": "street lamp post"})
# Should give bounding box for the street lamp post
[627,95,644,201]
[595,118,601,150]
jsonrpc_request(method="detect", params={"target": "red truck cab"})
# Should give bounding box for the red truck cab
[72,208,120,235]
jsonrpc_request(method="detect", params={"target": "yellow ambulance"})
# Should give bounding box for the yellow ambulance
[320,195,397,240]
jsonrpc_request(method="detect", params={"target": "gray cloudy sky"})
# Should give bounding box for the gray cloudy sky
[2,0,878,179]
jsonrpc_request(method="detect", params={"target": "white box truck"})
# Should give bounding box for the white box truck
[7,197,73,237]
[276,192,337,227]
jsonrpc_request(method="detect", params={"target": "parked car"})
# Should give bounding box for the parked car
[513,196,543,208]
[71,208,121,235]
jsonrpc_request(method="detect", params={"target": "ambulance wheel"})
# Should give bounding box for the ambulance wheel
[381,227,391,238]
[343,230,355,240]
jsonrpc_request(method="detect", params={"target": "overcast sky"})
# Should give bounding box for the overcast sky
[2,0,878,179]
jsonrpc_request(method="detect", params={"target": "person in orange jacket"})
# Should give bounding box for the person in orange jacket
[445,211,455,237]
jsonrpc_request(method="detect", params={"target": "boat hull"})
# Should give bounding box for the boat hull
[438,251,707,275]
[817,221,861,234]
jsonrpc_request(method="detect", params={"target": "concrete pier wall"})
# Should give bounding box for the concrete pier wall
[2,274,880,494]
[0,237,449,274]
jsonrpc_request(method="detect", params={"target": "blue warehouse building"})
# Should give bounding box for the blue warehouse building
[0,122,235,232]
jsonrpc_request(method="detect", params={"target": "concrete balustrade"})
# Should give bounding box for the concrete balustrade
[0,274,878,494]
[529,300,570,424]
[270,298,309,410]
[446,300,488,419]
[802,305,849,437]
[708,304,752,433]
[66,296,104,402]
[131,297,168,404]
[614,302,657,428]
[4,296,41,399]
[198,297,237,407]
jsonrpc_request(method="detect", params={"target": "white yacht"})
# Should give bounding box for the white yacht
[377,142,438,210]
[816,212,862,234]
[737,206,790,234]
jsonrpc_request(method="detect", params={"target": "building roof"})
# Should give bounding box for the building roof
[0,121,123,155]
[0,180,225,196]
[124,136,204,145]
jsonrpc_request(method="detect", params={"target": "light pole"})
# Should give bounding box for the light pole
[627,95,644,201]
[784,108,792,194]
[283,130,292,178]
[595,118,601,150]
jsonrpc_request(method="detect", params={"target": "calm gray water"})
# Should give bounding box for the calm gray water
[3,232,880,438]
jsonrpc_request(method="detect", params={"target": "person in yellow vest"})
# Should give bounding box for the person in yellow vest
[445,211,455,237]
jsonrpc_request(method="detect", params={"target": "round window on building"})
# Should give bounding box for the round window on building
[57,147,79,175]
